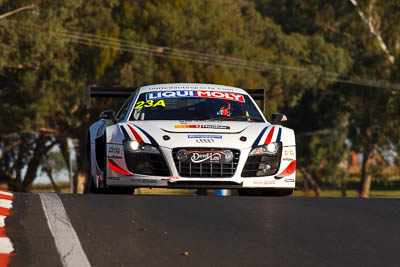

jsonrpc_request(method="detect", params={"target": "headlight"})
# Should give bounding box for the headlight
[124,140,160,154]
[249,142,280,156]
[129,140,140,151]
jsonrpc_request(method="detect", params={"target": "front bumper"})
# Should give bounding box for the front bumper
[106,146,296,189]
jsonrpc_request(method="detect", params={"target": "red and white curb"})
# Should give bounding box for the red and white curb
[0,190,14,267]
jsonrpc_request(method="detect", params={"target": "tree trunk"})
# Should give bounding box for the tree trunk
[341,175,347,197]
[21,136,57,192]
[299,167,321,196]
[359,149,372,198]
[21,135,48,192]
[73,130,89,194]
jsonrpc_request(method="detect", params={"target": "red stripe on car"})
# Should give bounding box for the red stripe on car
[264,126,275,144]
[276,161,296,177]
[108,159,133,176]
[127,124,144,143]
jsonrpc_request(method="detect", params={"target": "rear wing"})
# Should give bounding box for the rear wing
[245,89,265,113]
[87,86,136,109]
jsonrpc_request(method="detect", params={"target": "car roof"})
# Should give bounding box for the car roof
[138,83,249,95]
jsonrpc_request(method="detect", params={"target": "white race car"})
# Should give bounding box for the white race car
[87,83,296,196]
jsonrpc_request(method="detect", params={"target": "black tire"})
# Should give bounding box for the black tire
[238,188,293,197]
[85,137,101,194]
[86,165,103,194]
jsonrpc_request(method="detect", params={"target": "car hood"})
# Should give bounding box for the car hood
[127,120,271,149]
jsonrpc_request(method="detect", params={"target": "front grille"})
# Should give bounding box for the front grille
[168,181,243,188]
[125,152,171,176]
[172,148,240,177]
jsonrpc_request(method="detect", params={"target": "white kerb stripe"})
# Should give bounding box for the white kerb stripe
[39,193,91,267]
[0,199,13,210]
[0,191,13,197]
[0,215,6,227]
[0,237,14,254]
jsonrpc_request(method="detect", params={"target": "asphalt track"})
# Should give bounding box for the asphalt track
[6,193,400,267]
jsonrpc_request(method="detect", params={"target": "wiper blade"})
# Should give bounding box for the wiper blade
[208,116,264,122]
[233,116,264,122]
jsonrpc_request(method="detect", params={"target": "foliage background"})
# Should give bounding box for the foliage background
[0,0,399,196]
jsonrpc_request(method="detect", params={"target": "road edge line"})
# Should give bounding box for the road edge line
[39,193,91,267]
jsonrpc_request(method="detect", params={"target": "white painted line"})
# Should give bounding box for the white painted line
[0,237,14,254]
[39,193,91,267]
[0,199,13,210]
[0,216,5,227]
[0,191,13,197]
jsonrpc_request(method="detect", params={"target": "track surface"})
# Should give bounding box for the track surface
[6,193,400,267]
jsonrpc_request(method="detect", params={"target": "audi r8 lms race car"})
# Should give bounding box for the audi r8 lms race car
[87,83,296,196]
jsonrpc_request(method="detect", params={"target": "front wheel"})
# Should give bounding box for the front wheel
[86,166,103,194]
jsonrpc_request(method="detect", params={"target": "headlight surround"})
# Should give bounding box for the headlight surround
[249,142,281,156]
[124,140,160,154]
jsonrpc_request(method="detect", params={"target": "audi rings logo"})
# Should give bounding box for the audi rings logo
[195,139,214,143]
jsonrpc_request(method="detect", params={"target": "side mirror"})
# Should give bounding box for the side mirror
[99,110,117,123]
[271,113,287,125]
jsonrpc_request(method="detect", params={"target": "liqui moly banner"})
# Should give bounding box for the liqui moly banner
[146,90,245,103]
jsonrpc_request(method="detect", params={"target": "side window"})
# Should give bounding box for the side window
[116,94,134,120]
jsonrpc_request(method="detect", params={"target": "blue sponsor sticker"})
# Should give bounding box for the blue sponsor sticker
[188,135,222,139]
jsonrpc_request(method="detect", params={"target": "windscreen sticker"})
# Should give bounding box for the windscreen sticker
[188,135,222,139]
[134,99,166,109]
[146,90,245,103]
[175,125,230,130]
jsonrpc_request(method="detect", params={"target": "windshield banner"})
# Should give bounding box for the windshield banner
[146,90,245,103]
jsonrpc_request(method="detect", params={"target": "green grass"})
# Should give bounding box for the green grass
[293,189,400,198]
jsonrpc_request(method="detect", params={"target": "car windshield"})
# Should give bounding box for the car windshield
[129,90,264,122]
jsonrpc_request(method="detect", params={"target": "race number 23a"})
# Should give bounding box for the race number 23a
[134,100,166,109]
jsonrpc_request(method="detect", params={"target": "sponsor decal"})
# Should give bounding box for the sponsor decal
[188,135,222,139]
[285,179,295,183]
[132,178,162,184]
[284,150,294,156]
[179,120,223,124]
[185,150,231,164]
[175,125,230,130]
[282,158,295,162]
[264,181,276,185]
[134,99,165,109]
[146,90,245,103]
[108,147,120,154]
[253,181,263,185]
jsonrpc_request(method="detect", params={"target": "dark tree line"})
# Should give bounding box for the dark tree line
[0,0,399,196]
